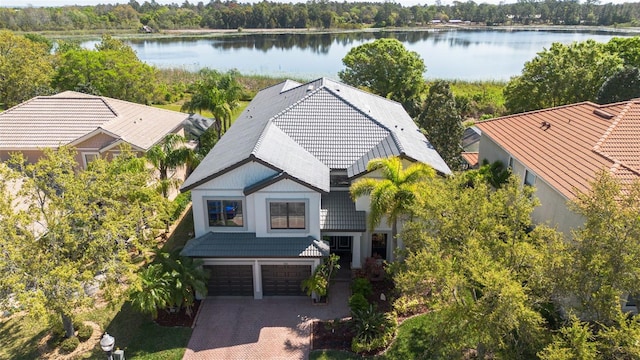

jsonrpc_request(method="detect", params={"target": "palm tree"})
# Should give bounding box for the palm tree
[146,133,195,198]
[128,263,172,319]
[157,250,209,317]
[350,157,436,256]
[181,69,244,141]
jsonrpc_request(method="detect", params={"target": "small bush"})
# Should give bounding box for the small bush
[77,323,93,342]
[59,336,80,354]
[351,277,373,298]
[351,305,397,353]
[349,293,370,315]
[393,295,423,317]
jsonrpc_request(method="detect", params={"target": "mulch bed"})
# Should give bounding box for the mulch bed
[312,319,356,352]
[311,277,397,352]
[154,300,201,327]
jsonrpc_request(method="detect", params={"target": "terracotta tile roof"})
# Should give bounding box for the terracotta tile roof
[476,100,640,200]
[461,152,479,168]
[0,91,188,151]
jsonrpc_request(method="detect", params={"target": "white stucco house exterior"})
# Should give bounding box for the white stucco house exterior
[180,78,451,299]
[475,99,640,235]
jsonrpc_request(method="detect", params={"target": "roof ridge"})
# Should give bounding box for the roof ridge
[593,101,630,153]
[320,85,406,154]
[478,101,600,125]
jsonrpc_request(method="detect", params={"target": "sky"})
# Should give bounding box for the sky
[2,0,633,8]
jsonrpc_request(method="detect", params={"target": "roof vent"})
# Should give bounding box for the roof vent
[593,108,614,120]
[306,85,314,92]
[540,121,551,131]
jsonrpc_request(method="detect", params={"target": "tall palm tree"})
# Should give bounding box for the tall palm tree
[146,133,195,198]
[350,157,436,255]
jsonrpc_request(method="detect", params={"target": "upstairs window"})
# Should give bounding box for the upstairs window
[207,199,243,227]
[269,201,306,230]
[524,170,536,187]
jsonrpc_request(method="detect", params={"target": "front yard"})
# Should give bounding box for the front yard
[0,207,196,360]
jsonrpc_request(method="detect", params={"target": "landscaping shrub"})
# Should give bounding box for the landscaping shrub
[349,293,369,315]
[393,295,423,317]
[351,305,397,353]
[170,191,191,221]
[59,336,79,354]
[351,277,373,298]
[77,323,93,342]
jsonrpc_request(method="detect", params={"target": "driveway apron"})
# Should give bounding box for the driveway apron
[183,281,350,360]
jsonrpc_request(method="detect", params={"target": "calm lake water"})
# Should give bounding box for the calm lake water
[82,29,637,81]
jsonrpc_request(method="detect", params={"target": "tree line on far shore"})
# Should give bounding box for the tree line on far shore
[1,0,640,32]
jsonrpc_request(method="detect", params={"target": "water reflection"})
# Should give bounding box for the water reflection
[87,29,634,81]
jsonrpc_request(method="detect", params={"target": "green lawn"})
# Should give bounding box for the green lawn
[0,207,196,360]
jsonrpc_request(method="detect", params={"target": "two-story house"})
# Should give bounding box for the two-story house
[476,99,640,235]
[180,78,451,299]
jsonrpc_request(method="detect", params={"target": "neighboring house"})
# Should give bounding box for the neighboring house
[476,99,640,235]
[462,126,481,153]
[180,78,451,299]
[461,151,479,169]
[0,91,189,170]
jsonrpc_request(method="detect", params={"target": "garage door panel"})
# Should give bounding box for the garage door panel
[262,265,310,296]
[205,265,253,296]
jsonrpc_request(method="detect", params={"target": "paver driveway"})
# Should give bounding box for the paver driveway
[183,281,350,360]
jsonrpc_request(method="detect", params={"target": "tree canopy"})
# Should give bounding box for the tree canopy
[339,38,426,117]
[417,81,464,169]
[0,1,639,32]
[52,34,159,103]
[395,173,563,358]
[0,30,53,108]
[597,66,640,104]
[504,39,623,113]
[0,147,169,337]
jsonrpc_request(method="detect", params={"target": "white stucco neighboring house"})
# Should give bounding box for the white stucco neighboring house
[475,99,640,235]
[180,78,451,299]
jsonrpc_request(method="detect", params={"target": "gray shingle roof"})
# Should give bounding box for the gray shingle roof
[180,232,329,258]
[181,78,451,192]
[320,191,366,231]
[0,91,188,151]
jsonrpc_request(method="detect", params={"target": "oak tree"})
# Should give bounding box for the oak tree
[339,38,427,117]
[0,147,168,337]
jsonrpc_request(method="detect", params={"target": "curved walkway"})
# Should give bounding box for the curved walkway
[183,281,350,360]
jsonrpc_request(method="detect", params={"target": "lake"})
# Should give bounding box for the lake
[82,29,637,81]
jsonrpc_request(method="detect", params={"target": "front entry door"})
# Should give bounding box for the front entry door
[371,233,387,260]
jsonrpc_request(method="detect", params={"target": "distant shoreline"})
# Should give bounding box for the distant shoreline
[42,24,640,41]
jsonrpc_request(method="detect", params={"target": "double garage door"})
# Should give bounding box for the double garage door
[205,264,311,297]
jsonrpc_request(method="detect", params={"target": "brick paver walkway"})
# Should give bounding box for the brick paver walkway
[183,281,350,360]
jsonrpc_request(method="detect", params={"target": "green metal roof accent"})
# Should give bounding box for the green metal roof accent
[180,232,329,258]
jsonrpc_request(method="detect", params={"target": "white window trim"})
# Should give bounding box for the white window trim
[267,199,309,233]
[82,152,100,169]
[203,197,247,230]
